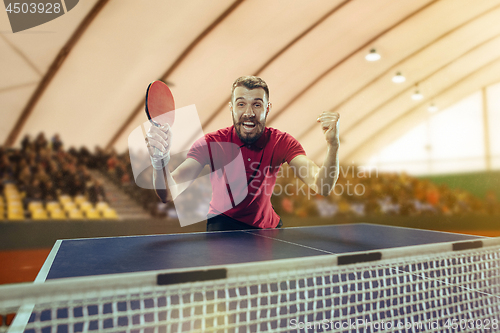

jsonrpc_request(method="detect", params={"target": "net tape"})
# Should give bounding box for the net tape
[1,238,500,333]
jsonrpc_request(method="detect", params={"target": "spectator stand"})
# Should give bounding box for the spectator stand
[0,134,119,222]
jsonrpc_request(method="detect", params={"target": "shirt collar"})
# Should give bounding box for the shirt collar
[231,126,270,150]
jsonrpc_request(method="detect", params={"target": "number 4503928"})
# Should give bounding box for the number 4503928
[5,2,61,14]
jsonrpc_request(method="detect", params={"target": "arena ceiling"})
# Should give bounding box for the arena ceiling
[2,0,500,165]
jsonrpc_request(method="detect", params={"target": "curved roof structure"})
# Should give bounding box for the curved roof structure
[2,0,500,165]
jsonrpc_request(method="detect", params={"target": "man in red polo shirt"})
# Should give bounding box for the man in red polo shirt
[146,76,339,231]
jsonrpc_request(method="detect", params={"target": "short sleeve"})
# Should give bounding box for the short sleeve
[283,133,306,164]
[187,136,210,166]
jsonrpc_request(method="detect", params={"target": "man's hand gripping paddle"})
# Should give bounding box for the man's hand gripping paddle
[145,81,175,170]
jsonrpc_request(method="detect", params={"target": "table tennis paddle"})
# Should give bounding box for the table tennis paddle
[145,80,175,127]
[145,81,175,165]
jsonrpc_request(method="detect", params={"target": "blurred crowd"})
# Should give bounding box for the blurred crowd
[0,133,106,207]
[0,132,165,217]
[272,164,500,218]
[1,132,498,220]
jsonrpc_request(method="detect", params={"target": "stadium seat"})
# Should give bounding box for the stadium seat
[103,208,118,220]
[68,209,84,219]
[74,195,87,205]
[46,201,61,212]
[62,202,77,212]
[4,184,17,195]
[6,193,21,202]
[7,198,22,205]
[7,201,23,213]
[79,201,93,212]
[32,208,49,220]
[7,210,24,220]
[28,201,43,212]
[5,185,21,197]
[95,201,109,213]
[49,208,66,220]
[85,208,101,220]
[59,195,72,205]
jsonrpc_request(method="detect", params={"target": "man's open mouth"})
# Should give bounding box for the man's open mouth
[242,121,256,131]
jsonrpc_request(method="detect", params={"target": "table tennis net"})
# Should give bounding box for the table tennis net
[1,239,500,333]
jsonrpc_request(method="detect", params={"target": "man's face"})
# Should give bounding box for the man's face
[230,86,271,144]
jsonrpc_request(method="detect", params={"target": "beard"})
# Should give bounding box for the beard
[233,115,266,145]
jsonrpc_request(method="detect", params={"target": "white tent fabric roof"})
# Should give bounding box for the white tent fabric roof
[2,0,500,165]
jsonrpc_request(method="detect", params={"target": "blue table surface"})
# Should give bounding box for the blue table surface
[44,223,481,280]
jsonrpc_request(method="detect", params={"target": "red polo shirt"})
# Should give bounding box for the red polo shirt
[187,126,305,228]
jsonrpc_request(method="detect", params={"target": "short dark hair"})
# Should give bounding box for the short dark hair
[231,76,269,102]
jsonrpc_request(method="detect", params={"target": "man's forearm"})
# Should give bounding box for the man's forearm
[152,158,204,203]
[315,144,339,196]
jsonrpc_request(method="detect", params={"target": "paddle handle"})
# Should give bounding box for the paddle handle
[149,120,170,169]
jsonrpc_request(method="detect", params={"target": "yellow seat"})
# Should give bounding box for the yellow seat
[49,208,66,220]
[63,201,77,212]
[79,201,93,212]
[6,194,21,202]
[7,203,23,215]
[46,201,61,212]
[7,211,24,220]
[85,208,101,220]
[103,208,118,220]
[4,184,17,193]
[7,192,22,200]
[5,185,20,193]
[28,201,44,212]
[8,203,22,210]
[68,209,84,219]
[95,201,109,212]
[59,194,72,203]
[32,208,48,220]
[74,195,87,205]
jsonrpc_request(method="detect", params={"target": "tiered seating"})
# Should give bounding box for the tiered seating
[0,195,4,220]
[60,195,118,220]
[0,188,119,221]
[0,133,126,221]
[4,184,24,220]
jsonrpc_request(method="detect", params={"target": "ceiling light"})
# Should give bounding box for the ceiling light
[428,104,438,113]
[392,72,405,83]
[365,49,381,61]
[411,90,423,101]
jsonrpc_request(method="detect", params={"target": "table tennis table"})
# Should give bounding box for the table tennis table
[39,223,483,280]
[3,223,500,332]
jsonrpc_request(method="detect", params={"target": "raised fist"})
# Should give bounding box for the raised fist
[317,111,340,147]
